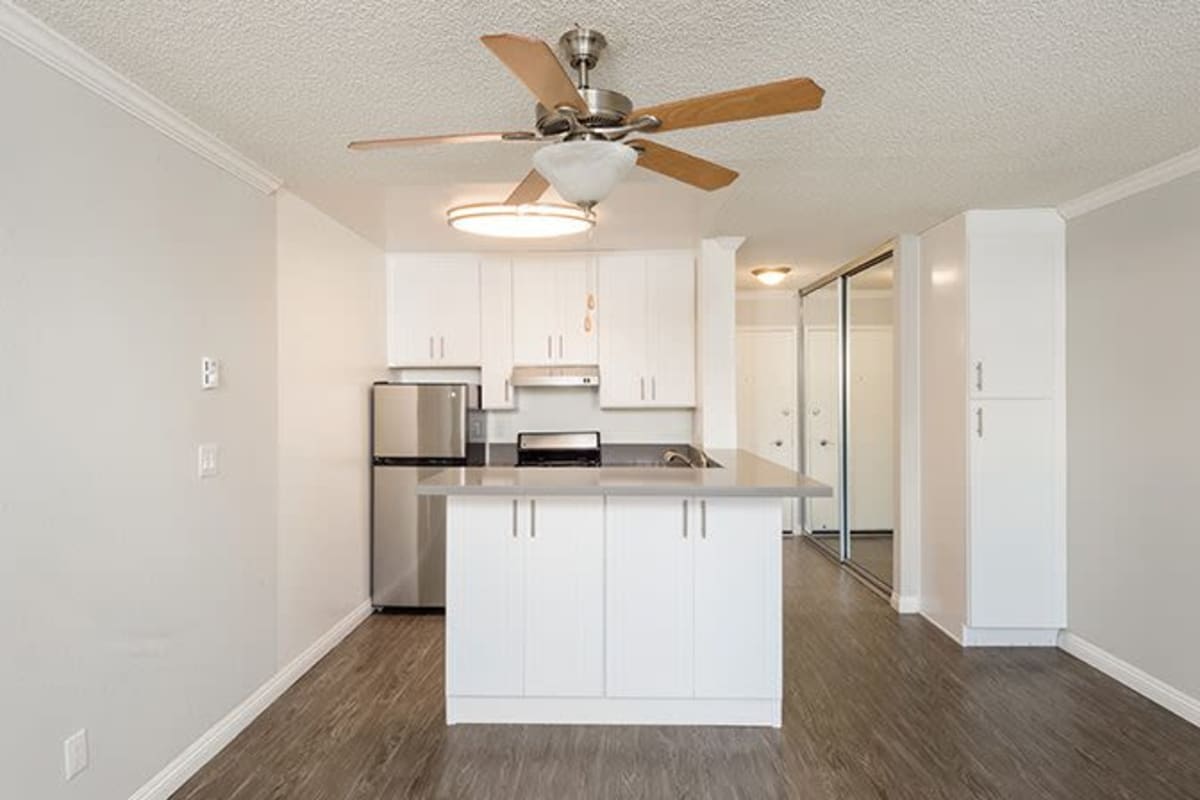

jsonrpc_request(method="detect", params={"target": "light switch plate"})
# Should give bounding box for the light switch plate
[201,357,220,389]
[64,729,88,781]
[198,443,219,478]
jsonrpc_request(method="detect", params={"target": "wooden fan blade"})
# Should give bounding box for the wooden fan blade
[505,169,550,205]
[348,131,538,151]
[630,77,824,133]
[481,33,587,113]
[628,139,738,191]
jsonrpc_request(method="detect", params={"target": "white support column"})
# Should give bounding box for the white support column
[695,237,744,451]
[892,234,922,613]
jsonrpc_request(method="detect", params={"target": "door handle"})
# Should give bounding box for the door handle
[773,440,783,447]
[440,336,445,359]
[530,499,536,538]
[975,361,983,392]
[682,499,688,539]
[819,439,830,447]
[700,500,707,539]
[512,499,518,538]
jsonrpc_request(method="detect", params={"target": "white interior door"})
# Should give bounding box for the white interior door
[736,327,798,530]
[803,327,840,532]
[847,327,895,531]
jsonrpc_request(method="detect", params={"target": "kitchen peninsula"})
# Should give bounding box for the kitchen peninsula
[418,449,831,727]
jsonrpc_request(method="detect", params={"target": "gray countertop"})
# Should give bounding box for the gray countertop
[415,449,833,498]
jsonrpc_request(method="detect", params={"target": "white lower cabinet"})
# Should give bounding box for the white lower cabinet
[447,493,782,725]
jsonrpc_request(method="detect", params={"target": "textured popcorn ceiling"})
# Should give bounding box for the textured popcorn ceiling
[15,0,1200,288]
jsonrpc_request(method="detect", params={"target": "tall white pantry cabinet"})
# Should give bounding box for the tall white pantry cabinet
[920,209,1066,645]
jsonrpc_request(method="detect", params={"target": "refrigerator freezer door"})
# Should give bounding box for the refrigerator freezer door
[372,466,447,607]
[373,384,468,459]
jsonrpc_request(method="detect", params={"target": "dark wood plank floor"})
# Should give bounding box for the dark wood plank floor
[172,539,1200,800]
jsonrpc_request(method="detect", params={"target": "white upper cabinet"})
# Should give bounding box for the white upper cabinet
[479,257,514,409]
[598,251,695,407]
[968,230,1060,398]
[387,254,481,367]
[511,254,597,366]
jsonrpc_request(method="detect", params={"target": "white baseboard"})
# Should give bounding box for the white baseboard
[961,626,1059,647]
[128,601,372,800]
[1058,631,1200,729]
[448,696,781,728]
[890,593,919,614]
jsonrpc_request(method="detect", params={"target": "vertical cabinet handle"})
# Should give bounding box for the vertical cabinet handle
[440,336,445,359]
[504,378,511,403]
[976,407,984,438]
[701,500,708,539]
[530,499,536,538]
[975,361,983,392]
[682,499,688,539]
[511,499,518,538]
[651,376,657,401]
[640,377,646,401]
[558,334,564,359]
[547,335,553,360]
[428,336,434,359]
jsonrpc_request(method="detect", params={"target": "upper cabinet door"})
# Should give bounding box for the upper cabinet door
[598,253,648,406]
[968,233,1059,398]
[512,256,561,365]
[480,257,515,409]
[523,497,605,697]
[646,252,696,407]
[556,254,597,364]
[387,254,480,367]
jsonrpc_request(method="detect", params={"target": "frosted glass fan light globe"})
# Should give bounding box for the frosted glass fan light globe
[532,140,637,207]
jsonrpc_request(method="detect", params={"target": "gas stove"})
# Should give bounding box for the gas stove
[515,431,602,468]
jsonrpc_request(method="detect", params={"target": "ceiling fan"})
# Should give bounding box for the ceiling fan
[348,27,824,214]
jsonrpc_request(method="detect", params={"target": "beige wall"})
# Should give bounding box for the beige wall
[0,38,278,799]
[275,192,386,665]
[1066,170,1200,700]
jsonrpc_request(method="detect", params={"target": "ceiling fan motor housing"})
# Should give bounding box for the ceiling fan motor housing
[536,27,633,138]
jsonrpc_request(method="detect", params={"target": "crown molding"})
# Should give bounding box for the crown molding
[1058,146,1200,220]
[0,1,282,194]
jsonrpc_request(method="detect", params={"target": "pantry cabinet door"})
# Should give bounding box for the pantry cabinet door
[523,496,605,697]
[480,257,514,409]
[693,498,782,699]
[512,257,559,365]
[597,253,648,406]
[445,497,525,697]
[646,252,696,407]
[606,497,695,698]
[434,254,481,366]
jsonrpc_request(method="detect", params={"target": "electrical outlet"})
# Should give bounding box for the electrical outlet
[64,729,88,781]
[198,443,219,478]
[201,357,220,389]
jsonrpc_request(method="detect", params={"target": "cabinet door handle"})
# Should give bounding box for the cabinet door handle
[558,334,564,359]
[976,408,984,438]
[975,361,983,392]
[651,376,656,401]
[547,335,553,359]
[428,336,434,359]
[440,336,445,359]
[504,378,510,403]
[640,377,645,401]
[682,499,688,539]
[530,499,536,538]
[701,500,707,539]
[512,499,518,538]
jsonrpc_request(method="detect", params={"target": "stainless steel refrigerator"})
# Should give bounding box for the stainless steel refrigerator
[372,383,484,609]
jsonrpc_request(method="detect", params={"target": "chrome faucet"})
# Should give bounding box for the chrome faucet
[662,449,695,467]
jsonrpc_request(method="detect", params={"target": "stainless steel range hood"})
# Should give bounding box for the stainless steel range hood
[509,365,600,388]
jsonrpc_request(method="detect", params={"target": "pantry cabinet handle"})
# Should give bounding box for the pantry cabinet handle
[530,499,536,538]
[512,499,518,538]
[976,408,984,438]
[701,500,707,539]
[682,499,688,539]
[975,361,983,392]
